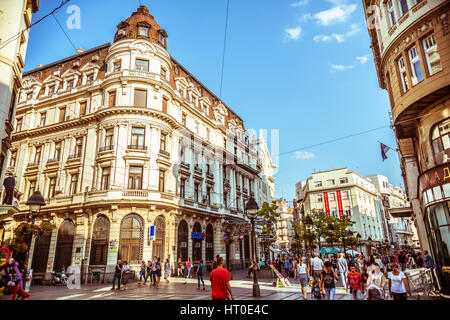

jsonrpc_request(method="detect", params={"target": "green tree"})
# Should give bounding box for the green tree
[256,201,279,259]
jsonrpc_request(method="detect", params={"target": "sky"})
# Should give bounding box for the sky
[24,0,404,202]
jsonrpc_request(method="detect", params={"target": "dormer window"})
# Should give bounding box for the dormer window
[159,33,164,44]
[87,73,95,84]
[139,26,149,37]
[67,79,75,89]
[27,92,33,100]
[49,85,56,94]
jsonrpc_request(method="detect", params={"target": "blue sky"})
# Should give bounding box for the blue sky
[25,0,403,202]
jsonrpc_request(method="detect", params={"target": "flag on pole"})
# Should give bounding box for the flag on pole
[380,142,390,161]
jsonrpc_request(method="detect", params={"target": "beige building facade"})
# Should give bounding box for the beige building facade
[363,0,450,292]
[2,6,274,282]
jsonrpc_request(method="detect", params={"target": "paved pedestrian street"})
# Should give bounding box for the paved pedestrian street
[27,275,355,301]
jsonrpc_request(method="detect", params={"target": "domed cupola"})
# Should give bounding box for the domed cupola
[114,5,168,49]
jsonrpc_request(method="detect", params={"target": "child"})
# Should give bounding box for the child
[311,280,322,300]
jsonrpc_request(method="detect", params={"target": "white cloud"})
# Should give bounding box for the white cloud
[313,23,361,43]
[284,27,302,41]
[331,64,354,71]
[298,13,313,22]
[357,54,370,64]
[314,4,357,25]
[291,0,309,7]
[292,151,315,160]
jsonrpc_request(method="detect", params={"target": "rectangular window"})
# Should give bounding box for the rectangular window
[342,191,349,199]
[16,118,22,131]
[67,79,75,89]
[194,183,199,202]
[35,146,41,163]
[314,181,322,187]
[29,180,36,199]
[54,142,61,160]
[409,46,423,85]
[59,107,66,122]
[160,67,167,78]
[48,177,56,198]
[10,151,17,167]
[135,59,149,72]
[182,113,187,126]
[128,166,143,189]
[69,174,78,195]
[329,193,336,201]
[397,0,408,16]
[108,90,116,107]
[101,167,110,190]
[87,73,95,83]
[139,26,149,36]
[40,112,46,127]
[105,128,114,148]
[160,132,167,151]
[206,187,211,205]
[162,97,168,113]
[317,194,323,202]
[339,177,348,184]
[134,89,147,107]
[159,170,165,192]
[180,179,186,198]
[80,101,87,116]
[387,1,396,26]
[75,137,83,156]
[131,127,145,148]
[423,35,443,76]
[326,179,335,186]
[113,60,122,72]
[49,85,56,95]
[398,57,410,93]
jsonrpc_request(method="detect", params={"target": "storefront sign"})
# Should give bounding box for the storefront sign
[149,226,155,241]
[336,190,344,220]
[419,163,450,192]
[323,192,330,217]
[191,232,205,240]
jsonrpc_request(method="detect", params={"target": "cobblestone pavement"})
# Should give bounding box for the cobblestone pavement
[25,273,441,300]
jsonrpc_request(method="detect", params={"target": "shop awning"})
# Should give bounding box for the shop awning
[388,206,413,218]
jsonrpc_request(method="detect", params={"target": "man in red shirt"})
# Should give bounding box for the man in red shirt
[346,265,362,300]
[209,256,235,300]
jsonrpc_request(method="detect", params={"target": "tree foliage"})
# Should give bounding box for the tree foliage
[256,201,279,247]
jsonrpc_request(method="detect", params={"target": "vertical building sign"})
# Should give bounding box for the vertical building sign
[323,192,330,217]
[336,190,344,220]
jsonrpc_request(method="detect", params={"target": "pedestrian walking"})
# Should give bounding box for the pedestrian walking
[321,261,338,300]
[416,252,424,268]
[151,256,158,285]
[138,260,146,284]
[297,257,310,300]
[186,258,192,278]
[388,263,410,300]
[310,253,324,285]
[367,263,386,299]
[209,256,234,300]
[374,255,384,272]
[144,260,152,285]
[111,259,122,290]
[155,257,162,288]
[346,265,363,300]
[284,258,291,279]
[2,172,16,205]
[197,259,206,291]
[164,258,170,283]
[337,253,348,288]
[361,263,369,296]
[424,250,437,289]
[121,261,130,290]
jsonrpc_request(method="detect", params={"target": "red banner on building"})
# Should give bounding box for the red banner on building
[336,190,344,220]
[323,192,330,217]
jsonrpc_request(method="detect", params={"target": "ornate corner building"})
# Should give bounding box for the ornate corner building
[363,0,450,292]
[2,6,275,282]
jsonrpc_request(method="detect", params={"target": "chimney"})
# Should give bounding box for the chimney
[76,48,85,54]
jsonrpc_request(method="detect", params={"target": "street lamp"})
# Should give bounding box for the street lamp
[367,236,372,255]
[24,190,46,284]
[356,233,362,256]
[245,196,260,297]
[304,215,313,258]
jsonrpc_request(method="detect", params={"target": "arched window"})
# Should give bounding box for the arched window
[152,215,165,260]
[431,118,450,155]
[90,215,110,265]
[119,214,144,264]
[205,224,214,262]
[31,221,52,273]
[192,222,202,262]
[177,220,188,261]
[54,220,75,272]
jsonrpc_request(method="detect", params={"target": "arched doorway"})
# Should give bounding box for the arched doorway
[119,214,144,264]
[31,221,52,273]
[90,215,110,265]
[152,215,165,259]
[54,220,75,271]
[177,220,188,261]
[192,222,202,262]
[205,224,214,262]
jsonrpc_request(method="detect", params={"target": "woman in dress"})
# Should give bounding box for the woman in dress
[164,258,170,283]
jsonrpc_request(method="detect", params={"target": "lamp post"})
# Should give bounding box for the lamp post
[304,215,313,258]
[356,233,362,255]
[23,190,46,284]
[367,236,372,256]
[245,196,260,297]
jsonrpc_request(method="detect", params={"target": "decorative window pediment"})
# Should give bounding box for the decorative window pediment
[129,40,156,54]
[80,62,100,85]
[20,76,42,102]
